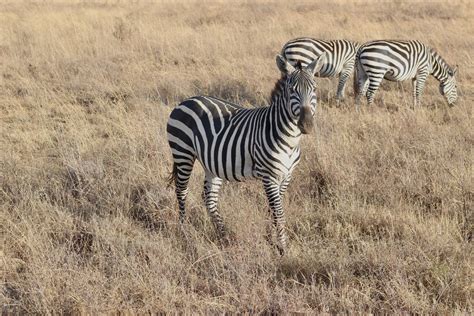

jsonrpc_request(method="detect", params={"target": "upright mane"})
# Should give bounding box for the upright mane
[430,48,453,73]
[269,76,286,103]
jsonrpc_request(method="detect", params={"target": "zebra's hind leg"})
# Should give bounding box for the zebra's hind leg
[263,178,287,256]
[203,172,226,239]
[366,76,384,106]
[355,79,369,111]
[336,64,354,106]
[354,64,369,111]
[412,79,418,109]
[171,158,195,224]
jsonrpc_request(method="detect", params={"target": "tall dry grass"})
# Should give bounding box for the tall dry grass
[1,0,473,313]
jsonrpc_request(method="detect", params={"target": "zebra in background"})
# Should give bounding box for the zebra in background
[167,53,328,255]
[281,38,361,105]
[354,40,458,109]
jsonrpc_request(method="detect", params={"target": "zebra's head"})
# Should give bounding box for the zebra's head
[439,66,458,106]
[276,52,327,134]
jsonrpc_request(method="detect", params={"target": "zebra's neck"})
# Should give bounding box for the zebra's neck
[265,78,302,150]
[430,49,452,83]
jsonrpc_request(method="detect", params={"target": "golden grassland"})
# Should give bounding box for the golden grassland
[1,0,473,313]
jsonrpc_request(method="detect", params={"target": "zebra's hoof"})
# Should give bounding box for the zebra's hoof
[223,236,235,247]
[219,231,237,247]
[264,233,274,247]
[277,245,286,256]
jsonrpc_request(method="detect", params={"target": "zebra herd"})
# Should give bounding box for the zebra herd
[282,38,458,109]
[167,38,458,255]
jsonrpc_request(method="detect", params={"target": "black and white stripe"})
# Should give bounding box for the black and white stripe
[167,53,327,255]
[354,39,458,108]
[281,38,361,104]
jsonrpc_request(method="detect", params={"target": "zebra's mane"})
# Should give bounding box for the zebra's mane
[269,70,315,104]
[430,48,453,73]
[270,76,286,103]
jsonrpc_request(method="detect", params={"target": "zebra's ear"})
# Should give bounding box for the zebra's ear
[306,52,328,76]
[453,65,458,76]
[276,54,295,75]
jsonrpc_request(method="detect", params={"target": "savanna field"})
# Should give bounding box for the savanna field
[1,0,473,313]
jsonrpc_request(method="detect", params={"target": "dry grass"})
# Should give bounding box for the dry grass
[1,0,473,313]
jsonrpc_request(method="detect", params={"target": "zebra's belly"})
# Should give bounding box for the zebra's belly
[195,141,255,182]
[317,62,343,78]
[200,163,255,182]
[384,68,417,81]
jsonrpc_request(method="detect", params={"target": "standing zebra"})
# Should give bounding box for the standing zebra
[281,37,361,104]
[167,53,327,255]
[354,40,458,109]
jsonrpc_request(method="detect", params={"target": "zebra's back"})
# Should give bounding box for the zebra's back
[167,96,259,181]
[357,40,429,81]
[281,38,359,77]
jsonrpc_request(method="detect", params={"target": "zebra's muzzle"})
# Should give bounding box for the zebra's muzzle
[297,106,314,134]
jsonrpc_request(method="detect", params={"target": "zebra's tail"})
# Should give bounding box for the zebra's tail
[353,58,360,96]
[167,162,178,188]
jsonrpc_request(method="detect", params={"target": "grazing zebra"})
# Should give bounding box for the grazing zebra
[167,53,327,255]
[354,39,458,109]
[281,37,361,104]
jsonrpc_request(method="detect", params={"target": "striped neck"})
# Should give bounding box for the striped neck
[430,49,453,83]
[266,77,301,150]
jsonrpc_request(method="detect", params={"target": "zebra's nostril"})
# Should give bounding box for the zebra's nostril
[298,106,314,134]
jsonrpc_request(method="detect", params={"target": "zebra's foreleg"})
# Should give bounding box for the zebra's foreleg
[413,71,428,108]
[279,175,292,200]
[265,175,291,247]
[263,179,287,255]
[203,172,225,238]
